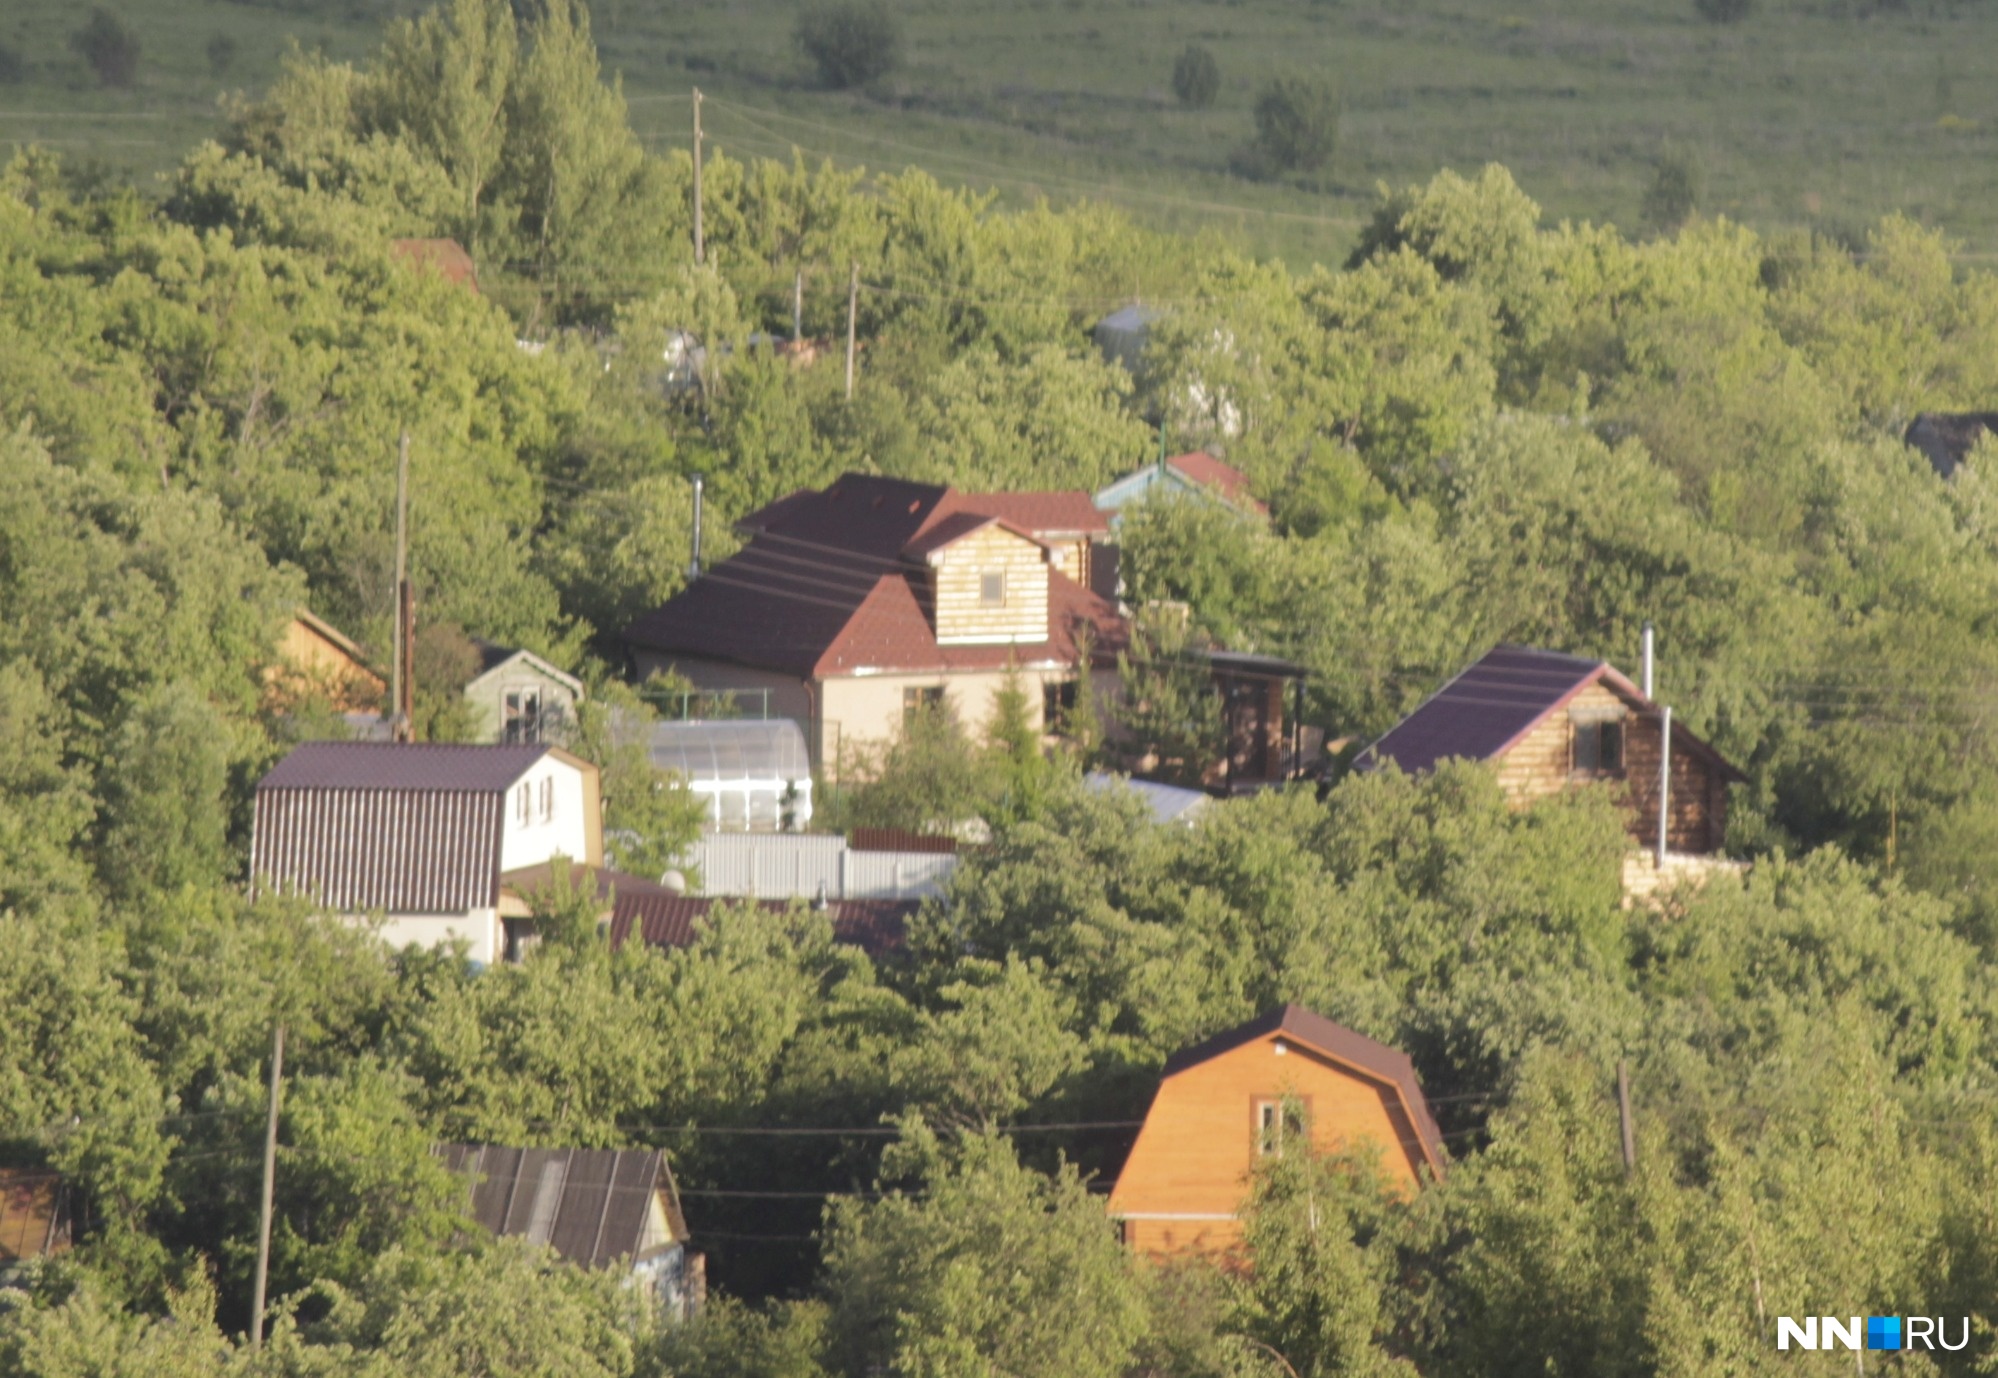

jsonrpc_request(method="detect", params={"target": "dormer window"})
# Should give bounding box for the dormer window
[980,571,1006,607]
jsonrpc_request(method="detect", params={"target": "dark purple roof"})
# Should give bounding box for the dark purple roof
[258,742,553,792]
[1361,645,1608,775]
[1161,1005,1446,1174]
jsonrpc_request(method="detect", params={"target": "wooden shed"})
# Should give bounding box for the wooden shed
[1360,645,1743,856]
[1107,1006,1445,1260]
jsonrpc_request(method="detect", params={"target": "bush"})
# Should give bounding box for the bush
[70,9,141,89]
[796,2,901,89]
[1694,0,1752,21]
[1171,43,1220,109]
[1252,75,1339,173]
[1642,143,1704,231]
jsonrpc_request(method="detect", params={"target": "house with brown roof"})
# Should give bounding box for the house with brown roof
[1359,645,1743,860]
[251,742,609,966]
[438,1144,702,1319]
[1107,1007,1445,1259]
[391,237,480,292]
[621,474,1126,776]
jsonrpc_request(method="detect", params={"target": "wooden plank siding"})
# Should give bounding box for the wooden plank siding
[924,524,1051,645]
[1108,1033,1428,1260]
[1491,682,1727,853]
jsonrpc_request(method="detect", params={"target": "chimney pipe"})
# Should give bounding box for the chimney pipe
[1640,621,1655,699]
[688,472,705,580]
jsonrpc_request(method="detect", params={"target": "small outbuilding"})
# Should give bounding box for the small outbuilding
[0,1168,72,1273]
[1107,1006,1445,1260]
[649,719,814,831]
[465,642,584,745]
[438,1143,702,1319]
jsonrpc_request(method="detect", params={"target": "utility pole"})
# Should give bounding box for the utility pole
[793,266,804,343]
[1616,1059,1636,1173]
[844,261,858,400]
[391,431,412,743]
[250,1023,286,1347]
[691,88,704,266]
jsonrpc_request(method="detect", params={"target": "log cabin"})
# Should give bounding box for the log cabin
[1358,645,1744,856]
[1106,1006,1446,1260]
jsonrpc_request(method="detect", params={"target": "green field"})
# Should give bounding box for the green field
[7,0,1998,264]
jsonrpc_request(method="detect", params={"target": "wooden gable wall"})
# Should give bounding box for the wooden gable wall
[926,524,1050,645]
[1107,1033,1429,1259]
[1490,678,1729,854]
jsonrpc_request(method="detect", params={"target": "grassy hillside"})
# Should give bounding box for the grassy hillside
[7,0,1998,265]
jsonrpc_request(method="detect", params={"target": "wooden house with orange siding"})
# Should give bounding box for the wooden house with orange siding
[1358,645,1743,856]
[264,609,386,715]
[1107,1007,1446,1260]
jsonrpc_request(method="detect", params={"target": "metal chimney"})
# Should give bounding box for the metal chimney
[1640,621,1655,699]
[688,472,705,580]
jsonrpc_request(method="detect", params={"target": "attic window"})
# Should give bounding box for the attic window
[515,782,532,826]
[539,776,556,823]
[1254,1098,1308,1156]
[980,571,1006,608]
[504,687,543,745]
[1571,710,1625,777]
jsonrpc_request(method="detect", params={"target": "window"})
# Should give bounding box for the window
[515,782,532,826]
[1253,1098,1309,1157]
[979,570,1006,607]
[1571,715,1625,776]
[903,685,945,725]
[1042,679,1077,730]
[539,776,555,822]
[503,687,544,744]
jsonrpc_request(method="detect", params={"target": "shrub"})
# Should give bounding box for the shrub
[1252,75,1339,173]
[70,9,140,89]
[1171,43,1220,109]
[1642,143,1704,231]
[1694,0,1752,22]
[796,2,901,90]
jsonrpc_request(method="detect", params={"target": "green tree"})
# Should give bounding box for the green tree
[69,10,140,89]
[821,1123,1148,1378]
[796,2,902,89]
[96,681,236,902]
[1252,77,1339,174]
[1173,44,1222,110]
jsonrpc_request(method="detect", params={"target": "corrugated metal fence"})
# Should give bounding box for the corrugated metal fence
[686,833,958,901]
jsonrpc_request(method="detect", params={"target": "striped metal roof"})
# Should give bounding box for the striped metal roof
[252,786,506,913]
[259,741,552,791]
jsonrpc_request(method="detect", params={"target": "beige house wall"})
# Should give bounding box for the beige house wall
[821,665,1116,766]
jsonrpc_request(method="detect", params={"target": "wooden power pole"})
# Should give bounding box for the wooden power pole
[1616,1060,1636,1173]
[250,1023,286,1347]
[391,431,413,743]
[692,88,705,266]
[844,261,858,400]
[793,266,804,342]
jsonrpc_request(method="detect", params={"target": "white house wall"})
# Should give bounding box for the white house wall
[497,757,593,872]
[369,908,502,967]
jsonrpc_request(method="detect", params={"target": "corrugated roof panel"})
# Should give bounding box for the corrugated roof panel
[251,787,505,913]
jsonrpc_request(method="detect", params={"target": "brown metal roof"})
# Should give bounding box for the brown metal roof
[1160,1005,1447,1176]
[259,742,554,792]
[628,474,1126,678]
[500,862,695,936]
[605,896,916,956]
[1167,451,1267,515]
[437,1144,687,1267]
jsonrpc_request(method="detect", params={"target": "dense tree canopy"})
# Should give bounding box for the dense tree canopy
[6,1,1998,1373]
